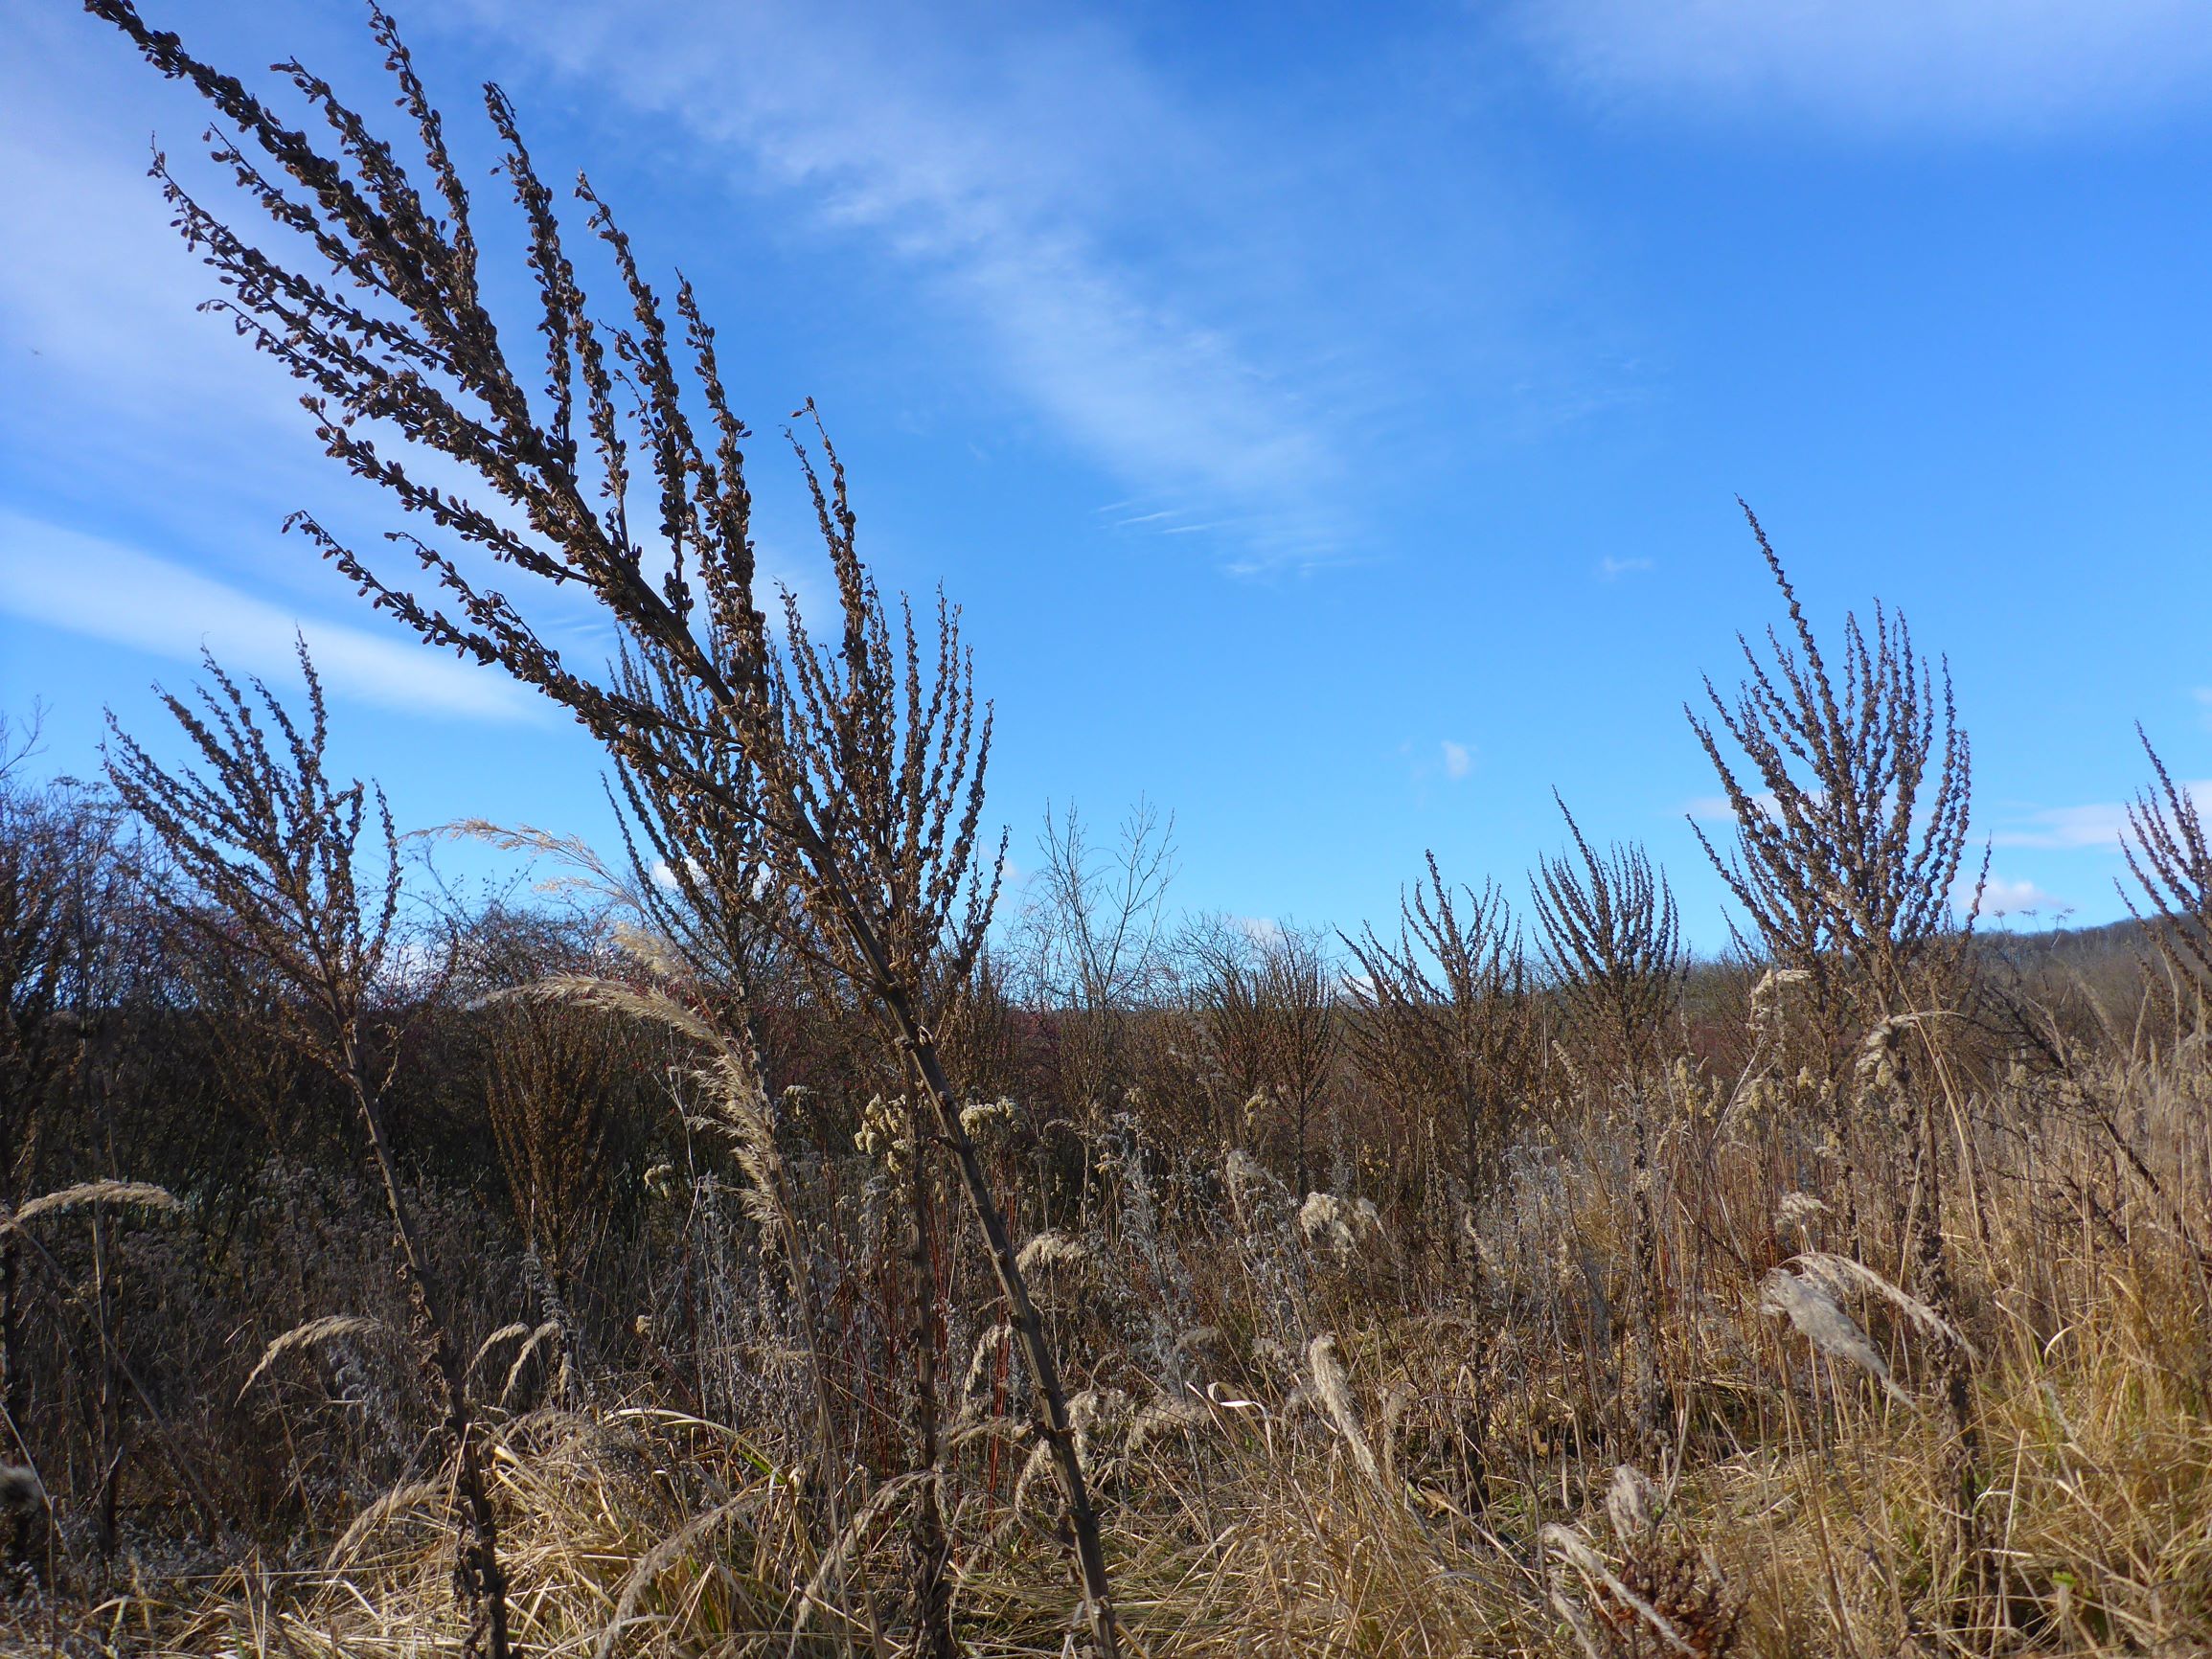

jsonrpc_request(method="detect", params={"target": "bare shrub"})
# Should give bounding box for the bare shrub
[1192,921,1338,1195]
[84,5,1117,1645]
[104,646,513,1659]
[1687,505,1979,1061]
[1343,855,1528,1219]
[1532,796,1686,1085]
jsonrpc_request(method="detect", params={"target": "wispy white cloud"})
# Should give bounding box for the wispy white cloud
[1403,737,1476,786]
[446,0,1356,568]
[1518,0,2212,132]
[0,28,328,523]
[0,511,536,723]
[1990,803,2128,851]
[1233,915,1287,948]
[1992,783,2212,851]
[1599,555,1653,580]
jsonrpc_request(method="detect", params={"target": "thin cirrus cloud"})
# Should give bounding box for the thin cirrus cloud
[1989,801,2132,851]
[1516,0,2212,132]
[447,0,1348,568]
[0,511,536,724]
[1990,784,2212,852]
[0,51,297,457]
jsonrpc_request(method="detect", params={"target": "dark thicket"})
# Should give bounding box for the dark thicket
[1343,856,1527,1217]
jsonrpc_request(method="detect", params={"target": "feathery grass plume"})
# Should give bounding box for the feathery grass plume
[238,1314,387,1402]
[1308,1335,1382,1488]
[1297,1191,1383,1261]
[499,1321,564,1409]
[1789,1250,1973,1358]
[1015,1230,1090,1277]
[1759,1267,1912,1407]
[325,1477,455,1574]
[1773,1191,1830,1237]
[958,1322,1014,1411]
[6,1180,177,1228]
[1127,1393,1208,1458]
[467,1324,534,1390]
[1607,1463,1658,1543]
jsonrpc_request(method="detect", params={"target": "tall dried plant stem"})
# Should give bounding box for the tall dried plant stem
[82,7,1121,1645]
[897,998,1121,1651]
[1688,511,1984,1611]
[902,1105,954,1659]
[104,648,511,1659]
[342,1046,514,1659]
[1629,1100,1667,1462]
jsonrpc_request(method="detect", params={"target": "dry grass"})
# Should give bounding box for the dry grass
[9,1025,2210,1659]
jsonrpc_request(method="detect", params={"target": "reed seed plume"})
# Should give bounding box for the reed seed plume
[6,1179,178,1228]
[239,1314,388,1402]
[1789,1249,1972,1356]
[1308,1334,1383,1488]
[1759,1266,1914,1407]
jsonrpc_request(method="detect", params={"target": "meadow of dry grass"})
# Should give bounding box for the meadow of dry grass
[7,906,2212,1658]
[9,6,2212,1654]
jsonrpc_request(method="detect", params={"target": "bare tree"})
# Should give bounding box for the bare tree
[104,646,513,1659]
[86,6,1119,1647]
[1018,797,1177,1122]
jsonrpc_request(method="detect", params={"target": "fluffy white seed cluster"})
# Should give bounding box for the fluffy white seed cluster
[1297,1191,1384,1261]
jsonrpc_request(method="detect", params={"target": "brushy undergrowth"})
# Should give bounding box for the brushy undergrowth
[9,1018,2212,1657]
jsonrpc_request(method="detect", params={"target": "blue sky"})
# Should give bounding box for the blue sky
[4,0,2211,949]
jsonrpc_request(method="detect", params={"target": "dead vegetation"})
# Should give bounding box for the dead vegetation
[6,5,2211,1655]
